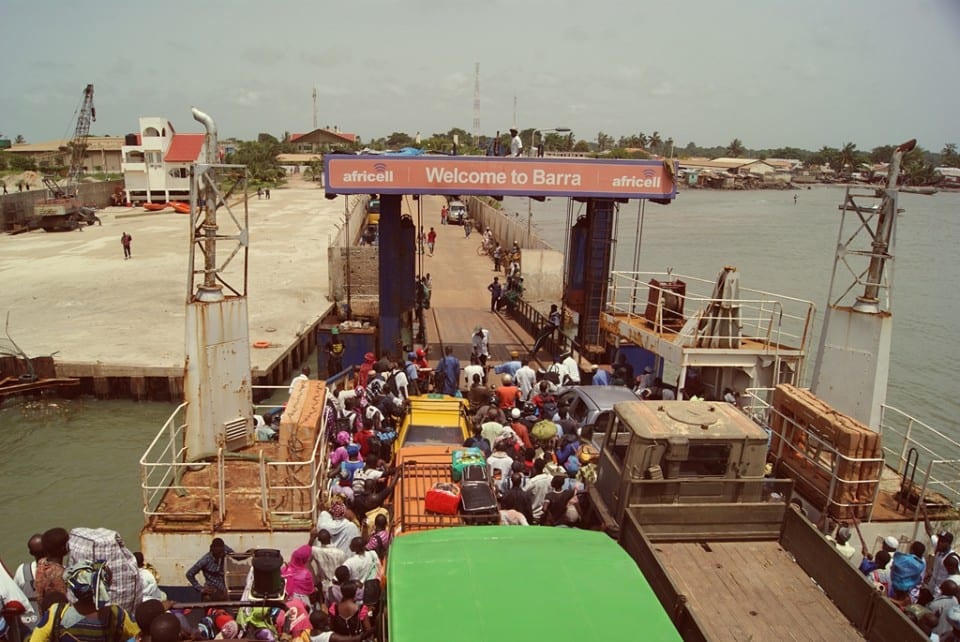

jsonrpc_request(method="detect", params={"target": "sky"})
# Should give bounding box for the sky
[2,0,959,152]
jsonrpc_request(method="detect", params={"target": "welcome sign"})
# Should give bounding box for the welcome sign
[324,155,677,200]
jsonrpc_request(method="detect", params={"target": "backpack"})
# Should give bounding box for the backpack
[384,372,401,396]
[335,411,357,434]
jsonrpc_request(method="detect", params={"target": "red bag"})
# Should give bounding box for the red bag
[425,482,460,515]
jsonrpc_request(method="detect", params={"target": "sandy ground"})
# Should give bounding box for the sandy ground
[0,176,347,372]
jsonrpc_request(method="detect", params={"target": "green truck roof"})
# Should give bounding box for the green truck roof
[386,526,681,641]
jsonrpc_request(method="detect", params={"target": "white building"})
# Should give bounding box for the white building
[121,117,205,204]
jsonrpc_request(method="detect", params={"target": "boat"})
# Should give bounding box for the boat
[170,201,190,214]
[143,202,169,212]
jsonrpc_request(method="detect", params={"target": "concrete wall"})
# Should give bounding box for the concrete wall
[466,196,563,307]
[0,179,123,230]
[327,196,379,317]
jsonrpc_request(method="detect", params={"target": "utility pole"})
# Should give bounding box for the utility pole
[512,95,517,130]
[312,87,318,130]
[473,63,480,146]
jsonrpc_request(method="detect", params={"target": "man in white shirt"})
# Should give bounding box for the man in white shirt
[559,352,581,385]
[509,128,523,157]
[514,359,537,401]
[471,326,490,367]
[288,366,310,395]
[525,460,554,522]
[316,501,360,554]
[309,528,348,595]
[462,355,486,390]
[12,534,42,628]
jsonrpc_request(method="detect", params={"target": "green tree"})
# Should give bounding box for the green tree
[940,143,959,167]
[228,138,285,184]
[664,137,674,157]
[837,142,860,175]
[649,131,662,154]
[726,138,745,157]
[868,145,896,164]
[572,139,591,153]
[597,132,614,152]
[15,134,25,144]
[303,159,323,182]
[902,146,938,185]
[386,132,414,148]
[808,146,839,169]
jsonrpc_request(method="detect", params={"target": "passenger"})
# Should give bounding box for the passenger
[943,605,960,641]
[357,353,377,388]
[310,529,348,598]
[34,527,69,609]
[289,367,311,395]
[559,351,581,385]
[414,347,429,370]
[306,607,366,642]
[867,551,893,594]
[541,475,576,527]
[493,352,522,378]
[514,359,537,400]
[462,354,485,390]
[499,473,534,525]
[555,434,581,469]
[487,440,515,484]
[134,551,166,601]
[339,446,365,485]
[325,329,346,377]
[329,581,371,638]
[590,364,610,386]
[344,538,380,584]
[463,425,491,458]
[524,459,553,523]
[281,545,316,605]
[929,581,959,638]
[480,408,506,447]
[351,476,401,523]
[436,346,461,396]
[403,352,420,395]
[923,506,958,596]
[832,527,856,561]
[531,382,558,419]
[611,354,634,387]
[554,405,578,437]
[149,614,181,642]
[13,533,43,620]
[473,395,506,427]
[495,374,521,410]
[509,408,533,449]
[638,365,656,390]
[365,514,392,560]
[134,599,167,642]
[186,538,233,601]
[471,327,491,367]
[317,502,360,555]
[467,373,492,410]
[31,561,140,642]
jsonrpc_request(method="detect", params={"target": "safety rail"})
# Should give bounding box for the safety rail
[742,388,885,519]
[141,385,330,529]
[605,271,816,354]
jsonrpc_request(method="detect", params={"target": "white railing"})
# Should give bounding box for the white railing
[605,271,816,354]
[743,388,960,518]
[140,386,330,529]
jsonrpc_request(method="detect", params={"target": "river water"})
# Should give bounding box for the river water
[1,185,957,563]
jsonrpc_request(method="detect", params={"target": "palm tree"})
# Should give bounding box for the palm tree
[664,137,674,157]
[649,132,662,154]
[727,138,745,158]
[941,143,959,167]
[838,142,858,175]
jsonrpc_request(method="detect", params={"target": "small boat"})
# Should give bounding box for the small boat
[143,202,168,212]
[170,202,190,214]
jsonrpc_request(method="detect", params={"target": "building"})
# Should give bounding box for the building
[289,128,357,153]
[935,167,960,186]
[6,137,124,173]
[121,118,205,203]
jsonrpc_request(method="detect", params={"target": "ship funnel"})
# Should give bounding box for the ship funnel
[191,107,218,164]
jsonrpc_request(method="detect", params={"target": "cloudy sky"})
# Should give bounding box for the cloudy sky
[2,0,958,151]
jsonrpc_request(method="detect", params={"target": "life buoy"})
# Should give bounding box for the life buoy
[253,341,270,349]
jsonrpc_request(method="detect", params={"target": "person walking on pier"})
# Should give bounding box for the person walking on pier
[437,346,461,396]
[121,232,132,259]
[509,128,523,157]
[427,227,437,256]
[472,326,491,366]
[488,277,503,312]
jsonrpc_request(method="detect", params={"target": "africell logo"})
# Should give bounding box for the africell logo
[341,163,394,183]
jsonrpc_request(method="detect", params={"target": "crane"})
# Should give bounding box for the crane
[34,84,100,231]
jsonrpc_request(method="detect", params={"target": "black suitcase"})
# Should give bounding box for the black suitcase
[460,481,498,524]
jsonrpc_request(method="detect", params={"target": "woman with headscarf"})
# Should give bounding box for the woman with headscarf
[30,561,140,642]
[316,501,360,554]
[281,546,316,604]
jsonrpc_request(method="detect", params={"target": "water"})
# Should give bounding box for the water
[1,186,957,563]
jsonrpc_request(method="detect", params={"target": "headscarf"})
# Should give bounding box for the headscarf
[336,431,351,446]
[281,547,315,598]
[364,352,376,364]
[66,561,112,609]
[329,501,346,519]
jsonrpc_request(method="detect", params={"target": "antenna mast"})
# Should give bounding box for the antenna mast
[473,63,480,145]
[312,87,318,130]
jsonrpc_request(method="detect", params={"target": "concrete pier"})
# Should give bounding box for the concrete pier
[0,177,348,399]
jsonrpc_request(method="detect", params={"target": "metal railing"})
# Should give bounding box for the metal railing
[140,385,331,529]
[742,388,885,519]
[605,271,816,354]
